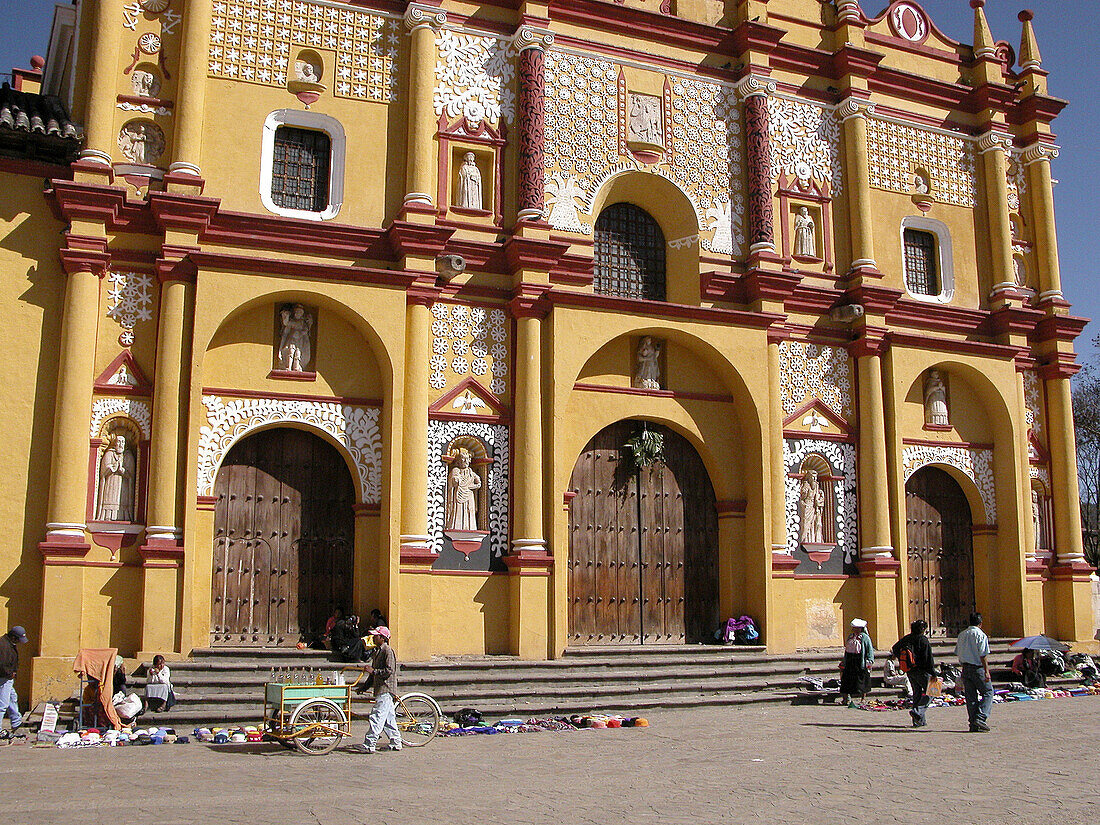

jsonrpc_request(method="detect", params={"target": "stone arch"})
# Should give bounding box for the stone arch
[901,454,990,526]
[197,397,381,505]
[588,170,702,304]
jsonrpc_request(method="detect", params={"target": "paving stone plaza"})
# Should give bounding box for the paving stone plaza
[6,699,1097,824]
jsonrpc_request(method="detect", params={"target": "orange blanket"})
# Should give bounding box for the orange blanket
[73,648,122,730]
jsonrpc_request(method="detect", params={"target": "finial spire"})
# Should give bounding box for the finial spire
[1018,9,1042,70]
[971,1,996,60]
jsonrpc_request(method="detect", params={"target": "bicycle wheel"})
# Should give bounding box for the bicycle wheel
[288,699,348,755]
[394,692,441,747]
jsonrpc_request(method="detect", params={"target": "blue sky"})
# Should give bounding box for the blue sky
[2,1,1097,357]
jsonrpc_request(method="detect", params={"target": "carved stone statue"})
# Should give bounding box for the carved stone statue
[1032,488,1042,552]
[798,469,826,545]
[444,448,482,531]
[457,152,483,210]
[117,120,165,164]
[295,59,320,83]
[793,207,816,258]
[278,303,313,372]
[635,336,662,390]
[130,69,159,98]
[923,369,949,427]
[911,171,930,194]
[627,94,662,145]
[97,434,136,521]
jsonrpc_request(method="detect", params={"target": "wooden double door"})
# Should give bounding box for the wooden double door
[211,428,355,646]
[905,466,976,637]
[567,421,719,645]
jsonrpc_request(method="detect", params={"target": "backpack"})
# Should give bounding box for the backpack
[898,646,916,673]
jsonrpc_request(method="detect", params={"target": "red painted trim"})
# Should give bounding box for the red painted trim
[201,387,383,407]
[189,250,418,289]
[94,350,153,394]
[886,331,1023,361]
[551,290,782,329]
[196,495,218,511]
[715,499,747,516]
[791,574,851,581]
[0,156,73,179]
[922,423,952,433]
[39,538,91,559]
[429,375,510,421]
[572,382,735,405]
[353,503,381,516]
[902,437,994,450]
[782,397,850,432]
[266,370,317,382]
[783,429,853,444]
[116,94,173,110]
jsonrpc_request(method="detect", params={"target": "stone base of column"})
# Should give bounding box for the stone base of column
[39,523,90,560]
[72,151,115,184]
[503,538,553,576]
[165,162,206,195]
[399,534,438,567]
[857,546,899,577]
[770,548,799,576]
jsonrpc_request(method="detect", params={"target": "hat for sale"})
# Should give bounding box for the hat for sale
[8,626,28,643]
[850,618,867,628]
[373,626,391,639]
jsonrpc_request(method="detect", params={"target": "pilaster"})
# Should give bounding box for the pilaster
[838,96,879,278]
[734,75,777,258]
[1022,143,1064,308]
[403,3,447,211]
[167,0,215,189]
[513,24,554,222]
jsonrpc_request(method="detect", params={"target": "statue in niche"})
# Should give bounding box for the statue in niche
[294,59,321,83]
[628,94,662,145]
[457,152,483,210]
[635,336,662,390]
[130,69,159,98]
[1032,489,1042,552]
[444,448,481,531]
[278,304,313,372]
[118,120,165,165]
[911,171,930,195]
[96,433,136,521]
[798,469,826,545]
[794,207,816,258]
[923,370,949,427]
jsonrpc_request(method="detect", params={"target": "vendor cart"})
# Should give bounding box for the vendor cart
[263,668,442,755]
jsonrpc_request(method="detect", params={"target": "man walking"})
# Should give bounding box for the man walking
[0,626,29,732]
[356,626,402,753]
[955,612,993,732]
[892,619,935,728]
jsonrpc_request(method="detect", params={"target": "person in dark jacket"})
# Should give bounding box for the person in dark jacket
[892,619,936,728]
[0,626,29,732]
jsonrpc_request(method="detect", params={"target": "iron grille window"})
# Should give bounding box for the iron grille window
[271,126,331,212]
[594,203,666,301]
[903,228,939,295]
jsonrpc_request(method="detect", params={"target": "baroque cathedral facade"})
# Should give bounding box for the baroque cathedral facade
[0,0,1094,702]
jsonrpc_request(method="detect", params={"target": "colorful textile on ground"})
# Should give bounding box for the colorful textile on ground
[853,683,1100,712]
[441,714,649,735]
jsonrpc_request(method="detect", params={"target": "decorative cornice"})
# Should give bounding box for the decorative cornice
[148,191,221,234]
[404,3,446,32]
[60,234,110,276]
[733,74,776,101]
[1035,313,1088,345]
[507,284,552,319]
[503,235,570,275]
[513,24,554,52]
[383,220,455,260]
[830,44,883,79]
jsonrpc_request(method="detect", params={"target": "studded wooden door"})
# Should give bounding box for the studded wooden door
[905,466,975,637]
[567,422,719,645]
[211,428,355,646]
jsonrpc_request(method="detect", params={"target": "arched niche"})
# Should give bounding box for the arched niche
[589,171,701,305]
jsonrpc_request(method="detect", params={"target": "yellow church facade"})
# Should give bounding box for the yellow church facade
[2,0,1095,703]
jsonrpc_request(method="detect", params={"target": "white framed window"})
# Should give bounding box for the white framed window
[900,216,954,303]
[260,109,345,221]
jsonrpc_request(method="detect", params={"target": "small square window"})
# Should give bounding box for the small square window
[271,126,331,213]
[903,228,939,296]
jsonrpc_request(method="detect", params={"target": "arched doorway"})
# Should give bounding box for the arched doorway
[211,427,355,646]
[567,421,719,645]
[905,466,975,637]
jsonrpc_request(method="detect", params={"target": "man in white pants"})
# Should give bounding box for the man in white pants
[357,626,401,753]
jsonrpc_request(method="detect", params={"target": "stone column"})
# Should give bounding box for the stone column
[977,131,1017,296]
[505,287,553,658]
[77,0,127,168]
[514,25,554,221]
[399,286,437,561]
[1023,144,1064,304]
[767,335,793,569]
[139,260,195,654]
[838,97,878,273]
[38,246,108,656]
[168,0,214,180]
[403,4,447,208]
[735,75,777,255]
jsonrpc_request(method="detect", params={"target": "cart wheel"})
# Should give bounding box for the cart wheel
[288,699,348,755]
[394,692,441,747]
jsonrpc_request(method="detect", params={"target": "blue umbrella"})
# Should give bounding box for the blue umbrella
[1010,634,1069,651]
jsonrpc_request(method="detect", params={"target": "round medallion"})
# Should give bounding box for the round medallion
[118,330,135,348]
[140,0,170,11]
[795,161,812,182]
[889,2,928,44]
[138,33,162,54]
